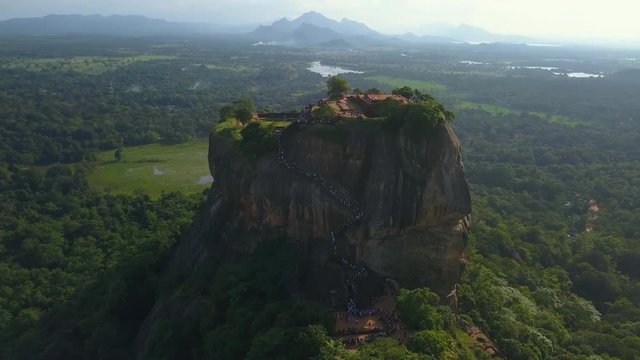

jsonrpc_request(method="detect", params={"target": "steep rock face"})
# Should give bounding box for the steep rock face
[134,121,470,357]
[209,122,470,291]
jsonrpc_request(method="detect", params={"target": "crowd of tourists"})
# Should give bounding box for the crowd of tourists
[276,117,369,314]
[276,107,404,348]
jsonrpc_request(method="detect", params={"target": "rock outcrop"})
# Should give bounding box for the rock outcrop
[135,119,471,357]
[209,121,470,293]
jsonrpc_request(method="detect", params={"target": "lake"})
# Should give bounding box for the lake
[566,72,604,78]
[507,65,604,78]
[507,65,559,71]
[307,61,363,77]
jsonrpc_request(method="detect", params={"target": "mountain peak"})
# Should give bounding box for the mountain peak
[291,11,336,29]
[251,11,378,45]
[272,17,290,25]
[299,10,326,18]
[340,18,358,24]
[457,23,489,33]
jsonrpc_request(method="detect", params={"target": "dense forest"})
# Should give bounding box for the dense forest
[1,36,640,359]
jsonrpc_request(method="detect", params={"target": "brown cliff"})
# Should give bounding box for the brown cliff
[134,119,471,358]
[209,121,470,293]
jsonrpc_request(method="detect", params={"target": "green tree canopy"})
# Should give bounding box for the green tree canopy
[239,122,278,159]
[357,338,428,360]
[392,86,436,102]
[372,94,453,136]
[219,98,255,124]
[407,330,455,359]
[326,76,350,99]
[313,103,337,122]
[396,288,451,330]
[392,86,415,99]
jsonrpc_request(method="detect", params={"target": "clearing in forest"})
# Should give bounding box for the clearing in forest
[366,75,448,92]
[1,55,177,74]
[87,139,212,197]
[456,101,585,126]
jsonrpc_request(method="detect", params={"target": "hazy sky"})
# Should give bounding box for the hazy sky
[2,0,639,40]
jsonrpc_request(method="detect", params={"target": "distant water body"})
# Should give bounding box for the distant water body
[507,65,560,71]
[453,42,562,47]
[527,43,562,47]
[565,72,604,78]
[549,71,604,78]
[506,65,604,78]
[307,61,363,77]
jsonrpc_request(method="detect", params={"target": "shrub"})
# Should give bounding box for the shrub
[396,288,453,331]
[239,122,277,160]
[407,330,455,359]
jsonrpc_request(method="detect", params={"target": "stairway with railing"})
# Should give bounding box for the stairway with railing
[276,111,370,316]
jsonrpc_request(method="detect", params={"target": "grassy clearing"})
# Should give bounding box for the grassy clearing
[531,112,583,126]
[457,102,515,116]
[87,139,211,197]
[1,55,177,74]
[456,101,584,126]
[366,75,448,92]
[204,64,258,74]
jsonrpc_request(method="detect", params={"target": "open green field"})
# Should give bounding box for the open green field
[456,101,584,126]
[204,64,258,74]
[456,101,515,115]
[531,111,583,126]
[366,75,448,92]
[87,140,212,197]
[1,55,177,74]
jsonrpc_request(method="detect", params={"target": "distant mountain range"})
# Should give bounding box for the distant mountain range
[0,12,531,46]
[248,11,379,45]
[413,23,530,43]
[0,14,255,36]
